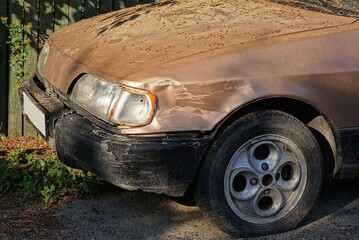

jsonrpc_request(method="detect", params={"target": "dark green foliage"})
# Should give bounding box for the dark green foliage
[0,148,99,203]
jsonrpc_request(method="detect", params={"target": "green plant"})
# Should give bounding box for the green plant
[0,148,99,203]
[0,17,32,84]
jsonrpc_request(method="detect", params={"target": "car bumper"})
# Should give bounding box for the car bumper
[19,75,209,196]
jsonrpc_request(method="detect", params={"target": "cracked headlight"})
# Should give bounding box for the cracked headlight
[37,42,50,77]
[71,74,156,126]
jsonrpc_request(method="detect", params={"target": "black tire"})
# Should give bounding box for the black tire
[195,110,323,236]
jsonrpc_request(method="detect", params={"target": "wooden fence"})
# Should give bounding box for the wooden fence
[0,0,152,136]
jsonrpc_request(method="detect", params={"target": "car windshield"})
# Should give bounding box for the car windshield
[270,0,359,18]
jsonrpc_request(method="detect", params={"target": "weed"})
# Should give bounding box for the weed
[0,148,99,203]
[0,17,32,84]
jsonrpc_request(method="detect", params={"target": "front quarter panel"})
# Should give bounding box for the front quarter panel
[121,26,359,134]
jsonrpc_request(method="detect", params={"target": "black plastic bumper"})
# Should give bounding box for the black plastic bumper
[19,75,209,196]
[56,114,208,196]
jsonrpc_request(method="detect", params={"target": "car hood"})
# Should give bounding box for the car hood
[43,0,355,92]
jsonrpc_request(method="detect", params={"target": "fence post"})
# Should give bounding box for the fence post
[8,0,25,136]
[23,0,39,136]
[39,0,54,47]
[0,1,8,135]
[54,0,69,31]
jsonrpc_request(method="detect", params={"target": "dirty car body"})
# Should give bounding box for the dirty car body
[19,0,359,236]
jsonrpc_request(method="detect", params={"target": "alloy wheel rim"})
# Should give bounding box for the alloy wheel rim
[224,134,307,224]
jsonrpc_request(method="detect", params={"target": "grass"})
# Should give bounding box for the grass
[0,147,99,203]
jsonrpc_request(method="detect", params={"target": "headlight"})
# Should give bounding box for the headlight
[71,74,156,126]
[37,42,50,77]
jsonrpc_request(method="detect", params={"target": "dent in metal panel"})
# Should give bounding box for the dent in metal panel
[121,79,254,133]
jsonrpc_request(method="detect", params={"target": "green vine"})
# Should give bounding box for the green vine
[1,17,32,84]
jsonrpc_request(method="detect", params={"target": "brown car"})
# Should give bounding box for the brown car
[19,0,359,236]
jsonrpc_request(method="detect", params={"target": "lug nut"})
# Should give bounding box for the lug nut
[264,189,270,195]
[262,163,269,171]
[250,178,258,185]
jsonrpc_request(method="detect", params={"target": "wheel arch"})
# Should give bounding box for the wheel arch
[207,97,341,185]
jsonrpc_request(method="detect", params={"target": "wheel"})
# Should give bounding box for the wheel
[195,110,323,236]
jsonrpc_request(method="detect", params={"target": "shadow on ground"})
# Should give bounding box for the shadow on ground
[50,179,359,239]
[1,178,358,239]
